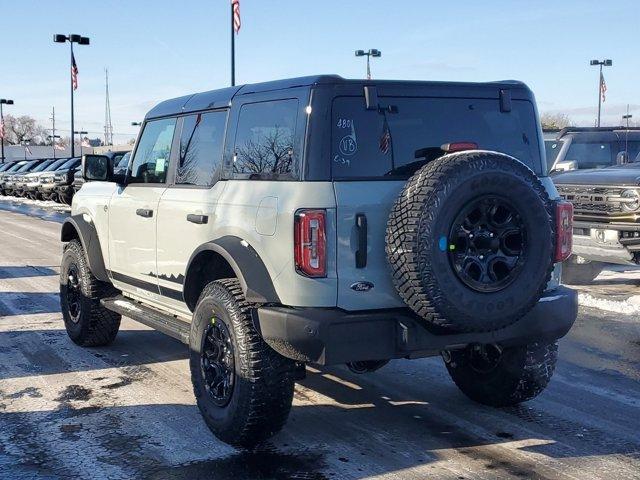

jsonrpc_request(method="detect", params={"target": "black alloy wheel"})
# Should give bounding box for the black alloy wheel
[200,316,235,407]
[65,263,82,323]
[449,196,526,293]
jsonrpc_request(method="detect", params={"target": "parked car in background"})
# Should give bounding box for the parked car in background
[0,161,21,173]
[24,158,70,199]
[549,127,640,174]
[3,159,46,196]
[13,158,57,197]
[39,158,79,201]
[555,160,640,283]
[53,157,81,204]
[0,161,29,195]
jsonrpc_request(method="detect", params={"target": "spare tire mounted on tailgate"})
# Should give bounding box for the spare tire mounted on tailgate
[386,150,554,332]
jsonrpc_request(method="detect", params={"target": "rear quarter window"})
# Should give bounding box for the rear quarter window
[231,99,299,180]
[331,96,542,179]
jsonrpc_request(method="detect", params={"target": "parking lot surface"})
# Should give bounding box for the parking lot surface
[0,199,638,480]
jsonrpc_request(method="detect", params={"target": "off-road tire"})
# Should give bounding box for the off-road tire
[562,255,604,285]
[386,151,555,332]
[444,341,558,407]
[60,239,121,346]
[189,279,296,448]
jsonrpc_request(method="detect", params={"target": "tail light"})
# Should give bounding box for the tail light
[555,200,573,262]
[441,141,478,153]
[294,209,327,277]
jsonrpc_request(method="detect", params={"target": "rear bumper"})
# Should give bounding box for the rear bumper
[255,286,578,365]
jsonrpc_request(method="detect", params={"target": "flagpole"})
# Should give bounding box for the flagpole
[597,64,602,128]
[231,1,235,87]
[70,41,75,157]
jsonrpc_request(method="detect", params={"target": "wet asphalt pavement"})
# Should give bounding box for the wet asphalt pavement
[0,198,638,479]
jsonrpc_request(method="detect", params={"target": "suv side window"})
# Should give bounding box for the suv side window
[232,99,299,179]
[176,111,227,186]
[129,118,176,184]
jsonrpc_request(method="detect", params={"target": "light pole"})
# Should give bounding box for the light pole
[48,134,61,159]
[74,130,88,156]
[590,59,612,128]
[623,106,633,161]
[0,98,14,162]
[355,49,381,80]
[54,34,90,157]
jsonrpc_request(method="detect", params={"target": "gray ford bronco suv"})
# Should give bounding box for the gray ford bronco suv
[60,75,577,448]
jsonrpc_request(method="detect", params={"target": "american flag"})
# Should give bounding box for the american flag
[24,145,32,156]
[71,53,79,90]
[232,0,241,34]
[81,138,91,148]
[54,142,65,151]
[600,72,607,102]
[0,120,4,140]
[379,116,392,154]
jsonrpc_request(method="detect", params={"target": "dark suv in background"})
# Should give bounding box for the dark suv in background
[39,157,80,203]
[549,127,640,174]
[552,127,640,283]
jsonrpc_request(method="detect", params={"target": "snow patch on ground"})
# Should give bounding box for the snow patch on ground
[578,293,640,315]
[1,195,70,211]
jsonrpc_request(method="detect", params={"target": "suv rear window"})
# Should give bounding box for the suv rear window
[331,97,542,179]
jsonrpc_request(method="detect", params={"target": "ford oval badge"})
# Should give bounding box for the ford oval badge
[350,281,374,292]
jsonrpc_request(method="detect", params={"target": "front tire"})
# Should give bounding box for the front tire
[190,279,296,448]
[60,239,121,346]
[444,341,558,407]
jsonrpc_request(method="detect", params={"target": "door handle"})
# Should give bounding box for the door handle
[187,214,208,224]
[136,208,153,218]
[355,213,367,268]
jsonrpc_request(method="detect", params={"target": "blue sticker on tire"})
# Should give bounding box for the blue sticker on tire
[439,236,447,252]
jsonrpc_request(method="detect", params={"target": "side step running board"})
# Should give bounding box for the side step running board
[101,295,190,344]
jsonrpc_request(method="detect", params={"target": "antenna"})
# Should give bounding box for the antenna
[104,68,114,146]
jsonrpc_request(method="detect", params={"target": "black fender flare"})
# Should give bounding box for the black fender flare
[60,214,110,283]
[184,236,280,305]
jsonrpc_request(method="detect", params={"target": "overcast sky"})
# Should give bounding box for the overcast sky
[0,0,637,143]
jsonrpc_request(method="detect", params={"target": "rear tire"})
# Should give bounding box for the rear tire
[562,255,604,284]
[189,279,296,448]
[60,239,121,346]
[444,341,558,407]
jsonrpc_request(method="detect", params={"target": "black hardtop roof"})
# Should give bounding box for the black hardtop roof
[145,75,530,119]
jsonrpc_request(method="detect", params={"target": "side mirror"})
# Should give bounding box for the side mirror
[82,154,115,182]
[552,160,578,173]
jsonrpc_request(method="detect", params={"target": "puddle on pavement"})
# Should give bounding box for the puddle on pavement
[55,385,92,402]
[144,446,328,480]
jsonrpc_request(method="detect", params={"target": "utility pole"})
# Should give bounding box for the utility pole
[104,68,113,146]
[75,130,88,156]
[49,107,57,158]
